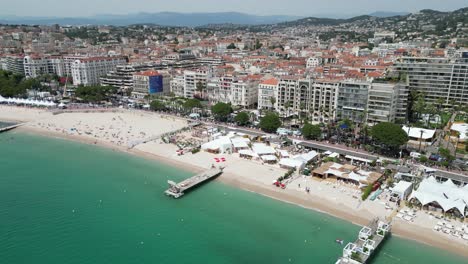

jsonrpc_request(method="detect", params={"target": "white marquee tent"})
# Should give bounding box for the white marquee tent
[409,177,468,216]
[0,96,56,107]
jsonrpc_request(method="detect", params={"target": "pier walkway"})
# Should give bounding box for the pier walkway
[335,218,391,264]
[0,123,23,133]
[165,168,223,198]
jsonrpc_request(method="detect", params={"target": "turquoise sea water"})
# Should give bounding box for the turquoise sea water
[0,132,466,264]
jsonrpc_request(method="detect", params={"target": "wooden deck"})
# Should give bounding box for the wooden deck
[165,168,223,198]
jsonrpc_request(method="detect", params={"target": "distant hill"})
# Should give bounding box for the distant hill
[273,7,467,30]
[0,12,302,27]
[368,11,410,17]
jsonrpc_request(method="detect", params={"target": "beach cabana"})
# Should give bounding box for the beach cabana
[201,136,233,154]
[279,158,305,170]
[231,137,250,152]
[294,151,318,164]
[391,181,413,200]
[238,149,258,159]
[252,143,276,156]
[261,155,277,164]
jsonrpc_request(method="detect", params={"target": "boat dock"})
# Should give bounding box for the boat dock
[335,218,391,264]
[165,168,223,198]
[0,123,23,133]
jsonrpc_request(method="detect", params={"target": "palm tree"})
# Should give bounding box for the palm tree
[299,102,306,125]
[454,132,460,156]
[269,96,276,111]
[284,100,293,128]
[196,81,206,100]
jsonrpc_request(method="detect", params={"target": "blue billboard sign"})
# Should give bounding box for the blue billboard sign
[149,75,163,94]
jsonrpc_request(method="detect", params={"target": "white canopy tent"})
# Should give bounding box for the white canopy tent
[409,177,468,216]
[0,97,56,107]
[402,126,436,140]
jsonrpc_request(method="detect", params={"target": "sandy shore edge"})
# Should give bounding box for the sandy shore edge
[11,126,468,259]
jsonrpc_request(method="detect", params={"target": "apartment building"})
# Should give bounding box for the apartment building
[4,55,25,75]
[306,57,320,69]
[394,57,468,106]
[230,77,260,108]
[23,55,56,78]
[132,70,170,99]
[71,57,127,86]
[367,83,403,124]
[277,76,301,117]
[307,80,340,122]
[182,68,212,98]
[337,81,409,124]
[170,75,185,97]
[257,78,279,110]
[204,76,233,104]
[337,81,370,123]
[100,63,168,91]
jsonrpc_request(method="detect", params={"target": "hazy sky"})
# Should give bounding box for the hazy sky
[1,0,467,17]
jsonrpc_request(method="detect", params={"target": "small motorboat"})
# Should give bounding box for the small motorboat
[335,239,344,245]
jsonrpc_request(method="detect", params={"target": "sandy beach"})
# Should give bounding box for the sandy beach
[1,105,467,258]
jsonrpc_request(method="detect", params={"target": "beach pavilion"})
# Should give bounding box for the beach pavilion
[391,181,413,200]
[402,126,436,149]
[231,137,250,152]
[201,136,233,154]
[279,151,319,170]
[251,143,278,164]
[238,149,258,160]
[312,162,382,187]
[409,177,468,218]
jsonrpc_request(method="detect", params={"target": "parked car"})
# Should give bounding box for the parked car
[429,154,443,162]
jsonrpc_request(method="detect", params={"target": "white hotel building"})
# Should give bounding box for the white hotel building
[71,57,127,86]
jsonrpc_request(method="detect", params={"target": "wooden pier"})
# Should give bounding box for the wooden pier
[165,168,223,198]
[335,218,391,264]
[0,123,23,133]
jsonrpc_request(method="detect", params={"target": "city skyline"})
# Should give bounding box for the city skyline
[1,0,467,17]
